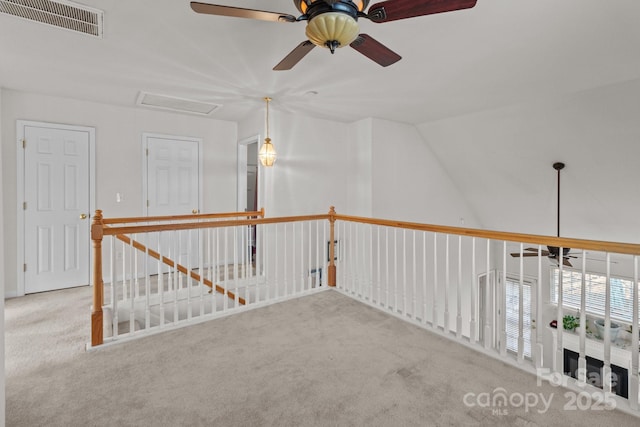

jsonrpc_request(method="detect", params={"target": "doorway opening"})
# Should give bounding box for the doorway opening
[237,135,262,266]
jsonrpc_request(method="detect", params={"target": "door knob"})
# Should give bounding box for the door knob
[192,209,199,214]
[80,213,87,220]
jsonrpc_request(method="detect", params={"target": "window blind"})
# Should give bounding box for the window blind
[505,277,532,357]
[551,269,635,323]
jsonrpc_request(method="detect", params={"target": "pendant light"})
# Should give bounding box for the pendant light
[258,97,277,167]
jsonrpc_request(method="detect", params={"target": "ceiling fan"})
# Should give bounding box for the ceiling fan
[511,162,578,267]
[190,0,478,70]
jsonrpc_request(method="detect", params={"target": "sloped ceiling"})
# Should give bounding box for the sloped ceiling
[1,0,639,242]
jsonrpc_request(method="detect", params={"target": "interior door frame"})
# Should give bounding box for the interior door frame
[16,120,96,297]
[141,132,203,216]
[237,134,263,212]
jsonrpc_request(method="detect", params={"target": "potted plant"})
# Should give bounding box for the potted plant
[563,315,579,331]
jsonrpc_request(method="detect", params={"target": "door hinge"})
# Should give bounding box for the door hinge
[23,201,27,210]
[22,139,26,149]
[146,148,149,156]
[146,200,149,207]
[23,263,27,272]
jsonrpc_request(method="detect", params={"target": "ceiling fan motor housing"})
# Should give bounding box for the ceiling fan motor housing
[295,0,365,51]
[547,246,570,258]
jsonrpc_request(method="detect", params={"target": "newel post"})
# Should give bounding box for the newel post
[328,206,337,287]
[91,210,104,346]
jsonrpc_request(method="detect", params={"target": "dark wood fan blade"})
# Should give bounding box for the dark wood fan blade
[563,258,573,267]
[350,34,401,67]
[510,253,542,258]
[273,41,315,71]
[368,0,477,23]
[190,2,297,23]
[521,248,550,256]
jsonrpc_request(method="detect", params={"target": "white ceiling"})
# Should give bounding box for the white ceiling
[1,0,639,124]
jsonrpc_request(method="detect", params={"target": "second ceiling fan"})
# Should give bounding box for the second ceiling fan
[511,162,578,267]
[190,0,477,70]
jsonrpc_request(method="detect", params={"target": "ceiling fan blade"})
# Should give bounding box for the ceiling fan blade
[563,258,573,267]
[190,2,297,23]
[273,41,316,71]
[510,252,542,258]
[350,34,401,67]
[368,0,477,23]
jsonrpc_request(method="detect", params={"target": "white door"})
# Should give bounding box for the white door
[144,134,201,271]
[22,123,93,294]
[146,135,200,216]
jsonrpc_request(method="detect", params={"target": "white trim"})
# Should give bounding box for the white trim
[16,120,96,297]
[237,135,263,212]
[141,133,203,216]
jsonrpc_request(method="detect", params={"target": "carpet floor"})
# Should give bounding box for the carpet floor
[5,286,640,426]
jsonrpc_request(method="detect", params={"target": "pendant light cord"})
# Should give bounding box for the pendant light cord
[264,97,271,140]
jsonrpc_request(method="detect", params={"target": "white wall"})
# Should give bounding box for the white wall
[416,79,640,243]
[238,108,351,217]
[370,118,482,227]
[1,89,238,297]
[0,87,6,427]
[346,118,373,217]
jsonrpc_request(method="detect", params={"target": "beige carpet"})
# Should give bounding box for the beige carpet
[5,286,640,426]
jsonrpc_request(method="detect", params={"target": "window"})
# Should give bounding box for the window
[505,277,532,358]
[551,268,636,324]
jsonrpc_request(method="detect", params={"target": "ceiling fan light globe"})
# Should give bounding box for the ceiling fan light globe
[306,12,359,49]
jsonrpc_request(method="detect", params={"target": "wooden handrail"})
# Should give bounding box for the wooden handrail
[112,231,245,305]
[334,213,640,256]
[102,208,265,225]
[101,214,330,237]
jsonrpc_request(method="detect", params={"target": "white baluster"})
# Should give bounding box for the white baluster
[423,232,427,326]
[413,231,417,320]
[394,228,398,313]
[433,234,438,330]
[377,226,382,306]
[402,229,407,316]
[484,239,491,350]
[578,249,587,384]
[470,237,476,343]
[173,230,179,323]
[233,226,239,308]
[129,234,135,334]
[535,245,543,368]
[457,235,462,339]
[385,227,390,310]
[187,229,193,320]
[158,231,164,327]
[500,241,507,356]
[518,242,524,363]
[444,234,450,333]
[144,232,150,330]
[603,253,612,394]
[555,249,564,373]
[275,224,280,299]
[111,237,118,338]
